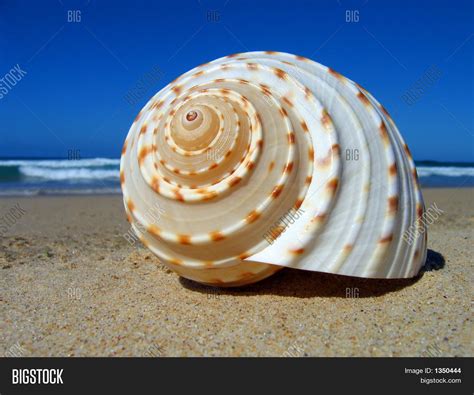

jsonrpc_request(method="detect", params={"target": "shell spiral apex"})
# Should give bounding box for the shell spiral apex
[120,51,427,287]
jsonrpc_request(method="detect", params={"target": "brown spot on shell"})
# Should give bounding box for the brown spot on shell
[246,210,261,224]
[151,176,160,193]
[305,175,313,185]
[257,140,264,149]
[238,251,250,260]
[140,124,147,135]
[279,107,288,118]
[265,50,278,55]
[404,143,413,159]
[327,178,339,192]
[388,196,399,213]
[321,109,332,130]
[344,244,353,253]
[127,199,135,212]
[210,231,225,242]
[413,168,419,183]
[273,68,288,80]
[295,198,304,209]
[148,224,161,237]
[229,177,242,187]
[417,203,423,220]
[300,120,309,132]
[379,122,389,144]
[282,96,294,107]
[379,234,393,244]
[380,105,391,118]
[174,189,185,202]
[328,68,344,80]
[121,141,127,156]
[178,234,191,245]
[308,147,315,161]
[247,63,259,71]
[134,110,143,123]
[389,163,397,176]
[209,162,219,170]
[246,161,255,170]
[271,184,284,198]
[287,132,296,145]
[192,70,205,78]
[284,162,294,173]
[152,100,164,110]
[268,161,275,172]
[259,83,271,96]
[172,85,182,95]
[311,213,327,224]
[357,91,370,106]
[289,248,305,255]
[138,146,152,165]
[169,257,183,266]
[304,86,312,99]
[120,171,125,185]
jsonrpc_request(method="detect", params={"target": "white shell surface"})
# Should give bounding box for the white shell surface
[120,51,427,286]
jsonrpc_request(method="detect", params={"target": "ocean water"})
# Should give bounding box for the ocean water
[0,158,472,196]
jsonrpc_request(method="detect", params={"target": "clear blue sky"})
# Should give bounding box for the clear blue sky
[0,0,472,161]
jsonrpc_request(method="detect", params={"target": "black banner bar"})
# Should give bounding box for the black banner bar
[0,357,471,394]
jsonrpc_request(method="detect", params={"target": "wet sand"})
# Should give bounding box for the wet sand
[0,188,472,356]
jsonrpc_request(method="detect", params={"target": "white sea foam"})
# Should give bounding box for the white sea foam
[19,166,119,180]
[0,188,121,196]
[0,158,120,168]
[417,166,474,177]
[0,158,473,182]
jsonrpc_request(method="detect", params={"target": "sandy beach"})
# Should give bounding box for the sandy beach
[0,188,472,357]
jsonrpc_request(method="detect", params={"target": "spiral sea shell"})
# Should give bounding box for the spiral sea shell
[120,51,427,287]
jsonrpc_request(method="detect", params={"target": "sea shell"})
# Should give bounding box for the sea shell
[120,51,427,287]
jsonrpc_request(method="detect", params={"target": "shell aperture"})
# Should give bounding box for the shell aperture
[120,51,427,287]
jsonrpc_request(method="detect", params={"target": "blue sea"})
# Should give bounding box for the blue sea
[0,158,472,196]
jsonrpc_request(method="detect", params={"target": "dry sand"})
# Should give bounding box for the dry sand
[0,188,472,356]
